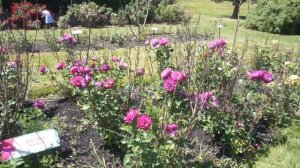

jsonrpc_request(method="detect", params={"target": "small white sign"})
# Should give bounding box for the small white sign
[1,129,60,161]
[72,29,83,35]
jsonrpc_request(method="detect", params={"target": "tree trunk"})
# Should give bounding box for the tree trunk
[231,3,240,19]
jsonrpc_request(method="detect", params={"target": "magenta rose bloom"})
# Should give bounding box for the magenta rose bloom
[217,38,226,47]
[250,70,264,80]
[171,71,187,82]
[78,66,91,74]
[262,71,272,83]
[112,56,121,62]
[70,66,79,75]
[163,79,177,93]
[33,99,45,109]
[159,38,169,46]
[60,34,77,44]
[96,78,115,89]
[39,66,47,74]
[70,76,87,88]
[137,114,152,131]
[209,40,218,49]
[56,62,67,70]
[118,61,128,69]
[100,63,110,72]
[166,124,178,136]
[85,74,93,83]
[150,38,160,48]
[161,67,172,80]
[124,109,139,124]
[1,139,16,161]
[135,68,145,77]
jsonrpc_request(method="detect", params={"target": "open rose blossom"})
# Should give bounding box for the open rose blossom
[56,62,67,70]
[163,79,177,93]
[60,34,77,44]
[247,70,273,83]
[95,78,115,89]
[159,38,169,46]
[118,61,128,69]
[170,71,187,82]
[166,124,178,136]
[100,63,110,72]
[137,114,152,131]
[135,68,145,77]
[124,109,139,124]
[33,99,45,109]
[208,38,227,50]
[70,76,87,88]
[1,139,16,161]
[150,38,160,48]
[39,66,47,74]
[112,56,121,62]
[161,67,172,80]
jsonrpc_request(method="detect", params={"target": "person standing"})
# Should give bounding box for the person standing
[42,9,54,28]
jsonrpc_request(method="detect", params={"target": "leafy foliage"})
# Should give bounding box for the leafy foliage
[246,0,300,34]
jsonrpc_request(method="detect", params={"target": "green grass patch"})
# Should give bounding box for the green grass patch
[254,120,300,168]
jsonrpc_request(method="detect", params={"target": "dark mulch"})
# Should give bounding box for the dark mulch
[43,98,122,168]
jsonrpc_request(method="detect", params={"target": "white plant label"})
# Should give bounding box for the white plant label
[1,129,60,161]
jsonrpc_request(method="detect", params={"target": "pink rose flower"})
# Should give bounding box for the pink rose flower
[163,79,177,93]
[112,56,121,62]
[33,99,45,109]
[124,109,139,124]
[209,40,218,49]
[137,114,152,131]
[150,38,160,48]
[217,38,227,47]
[161,67,172,80]
[262,71,273,83]
[247,70,273,83]
[39,66,47,74]
[56,62,67,70]
[171,71,187,82]
[96,78,115,89]
[135,68,145,77]
[70,66,79,75]
[159,38,169,46]
[70,76,87,88]
[1,139,16,161]
[166,124,178,136]
[60,34,77,44]
[99,63,110,72]
[78,66,91,74]
[118,61,128,69]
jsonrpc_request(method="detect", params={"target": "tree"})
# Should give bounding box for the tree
[212,0,246,19]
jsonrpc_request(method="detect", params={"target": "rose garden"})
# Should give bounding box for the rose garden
[0,0,300,167]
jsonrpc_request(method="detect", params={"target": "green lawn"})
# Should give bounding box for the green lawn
[254,120,300,168]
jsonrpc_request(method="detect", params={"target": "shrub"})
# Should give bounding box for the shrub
[2,2,46,29]
[246,0,300,34]
[57,2,113,28]
[155,4,191,24]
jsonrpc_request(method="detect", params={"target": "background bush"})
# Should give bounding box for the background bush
[246,0,300,34]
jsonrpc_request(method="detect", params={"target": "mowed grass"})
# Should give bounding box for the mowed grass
[177,0,300,48]
[254,120,300,168]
